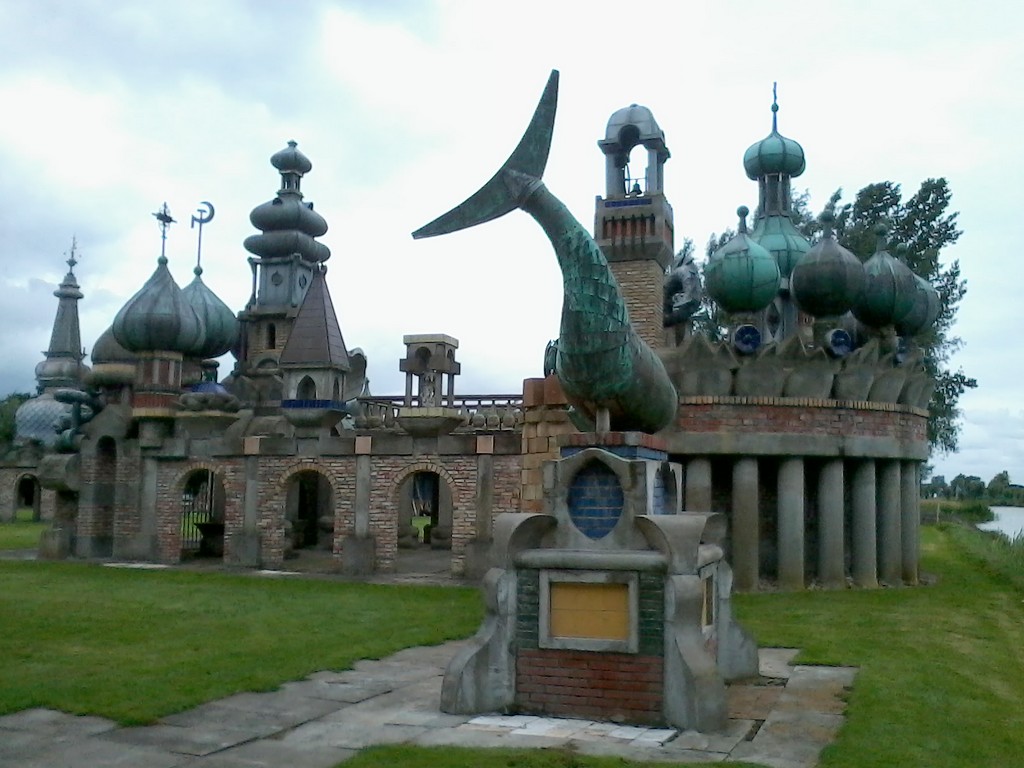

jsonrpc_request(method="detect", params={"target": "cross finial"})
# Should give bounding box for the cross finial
[771,82,779,132]
[66,236,79,273]
[152,202,176,263]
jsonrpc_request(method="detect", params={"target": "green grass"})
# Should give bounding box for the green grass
[3,526,1024,767]
[341,527,1024,768]
[920,498,993,524]
[0,508,46,549]
[0,561,481,724]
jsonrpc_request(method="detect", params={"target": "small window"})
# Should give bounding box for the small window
[267,323,277,350]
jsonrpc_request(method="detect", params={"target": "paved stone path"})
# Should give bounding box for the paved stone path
[0,640,855,768]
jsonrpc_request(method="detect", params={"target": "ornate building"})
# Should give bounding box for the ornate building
[2,89,935,591]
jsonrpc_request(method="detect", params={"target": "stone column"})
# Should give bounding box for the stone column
[685,457,712,511]
[341,449,375,575]
[817,460,845,588]
[777,458,805,590]
[732,458,759,592]
[811,462,843,589]
[233,455,261,566]
[852,460,878,588]
[464,450,495,580]
[877,460,902,586]
[901,461,920,585]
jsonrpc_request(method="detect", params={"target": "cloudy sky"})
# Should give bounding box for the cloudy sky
[0,1,1019,483]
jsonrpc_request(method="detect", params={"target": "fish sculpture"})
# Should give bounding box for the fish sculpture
[412,70,677,434]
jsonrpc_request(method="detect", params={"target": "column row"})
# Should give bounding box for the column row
[683,456,921,591]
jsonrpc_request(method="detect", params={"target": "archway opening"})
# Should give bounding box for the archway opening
[396,469,453,575]
[15,475,41,521]
[296,375,317,401]
[181,469,226,560]
[284,470,334,556]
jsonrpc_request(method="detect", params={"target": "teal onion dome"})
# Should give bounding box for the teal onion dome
[181,266,239,359]
[743,98,806,180]
[893,246,941,337]
[752,214,811,278]
[851,226,917,328]
[91,326,137,365]
[706,207,781,313]
[790,211,865,317]
[271,140,312,175]
[112,256,203,354]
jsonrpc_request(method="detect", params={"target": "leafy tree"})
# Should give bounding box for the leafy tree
[0,391,30,450]
[797,179,975,454]
[949,473,985,500]
[986,470,1011,501]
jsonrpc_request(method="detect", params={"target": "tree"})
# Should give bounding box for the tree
[0,391,30,451]
[949,473,985,500]
[986,470,1011,501]
[796,179,975,454]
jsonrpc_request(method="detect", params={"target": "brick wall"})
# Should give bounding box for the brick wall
[515,568,667,724]
[676,397,927,443]
[516,649,665,724]
[154,458,247,564]
[609,259,664,350]
[521,376,576,513]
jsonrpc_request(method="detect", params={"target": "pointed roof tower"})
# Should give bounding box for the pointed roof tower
[35,239,87,390]
[278,266,349,370]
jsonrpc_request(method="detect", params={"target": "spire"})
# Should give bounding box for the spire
[36,238,86,390]
[771,82,779,132]
[152,202,176,265]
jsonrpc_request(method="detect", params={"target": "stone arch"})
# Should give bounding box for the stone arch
[13,473,41,521]
[172,462,227,560]
[276,461,346,558]
[296,375,317,400]
[389,460,467,564]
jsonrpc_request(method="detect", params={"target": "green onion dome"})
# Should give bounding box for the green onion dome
[112,255,203,354]
[706,207,781,313]
[851,225,917,328]
[181,266,239,359]
[790,211,865,317]
[752,214,811,278]
[743,99,805,180]
[893,245,941,337]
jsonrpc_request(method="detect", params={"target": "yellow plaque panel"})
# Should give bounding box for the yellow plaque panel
[549,582,629,641]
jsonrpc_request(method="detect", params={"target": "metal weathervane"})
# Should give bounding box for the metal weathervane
[191,201,215,272]
[152,202,176,262]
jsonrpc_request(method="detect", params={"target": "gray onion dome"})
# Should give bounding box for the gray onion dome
[181,266,239,358]
[112,255,203,354]
[790,211,865,317]
[893,245,941,337]
[851,225,917,328]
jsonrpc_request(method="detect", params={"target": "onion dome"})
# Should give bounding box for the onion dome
[244,141,330,264]
[851,225,917,328]
[181,266,239,358]
[790,211,866,317]
[752,214,811,278]
[112,254,203,354]
[706,207,781,313]
[14,393,69,448]
[743,92,806,180]
[91,326,137,365]
[893,245,941,337]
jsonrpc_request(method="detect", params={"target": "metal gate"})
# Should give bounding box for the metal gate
[181,471,214,555]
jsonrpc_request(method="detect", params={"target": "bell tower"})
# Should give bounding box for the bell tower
[594,105,675,347]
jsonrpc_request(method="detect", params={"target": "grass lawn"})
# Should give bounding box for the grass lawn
[2,525,1023,767]
[0,562,481,724]
[0,508,46,549]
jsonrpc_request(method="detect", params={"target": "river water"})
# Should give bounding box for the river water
[977,506,1024,539]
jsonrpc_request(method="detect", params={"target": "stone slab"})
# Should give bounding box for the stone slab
[6,737,189,768]
[759,648,800,678]
[172,739,357,768]
[101,721,281,757]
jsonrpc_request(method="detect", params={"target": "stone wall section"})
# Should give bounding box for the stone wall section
[521,376,576,513]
